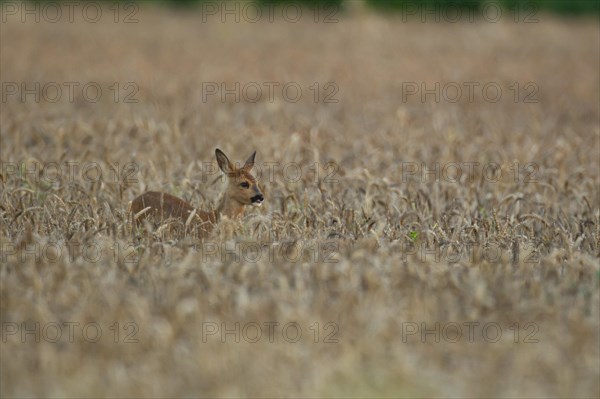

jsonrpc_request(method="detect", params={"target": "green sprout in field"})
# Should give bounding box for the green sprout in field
[408,231,419,242]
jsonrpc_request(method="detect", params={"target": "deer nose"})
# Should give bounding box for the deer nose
[251,194,264,204]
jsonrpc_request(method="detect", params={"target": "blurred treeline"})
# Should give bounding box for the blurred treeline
[160,0,598,15]
[366,0,599,15]
[1,0,598,15]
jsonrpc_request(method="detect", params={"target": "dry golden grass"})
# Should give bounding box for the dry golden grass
[1,3,599,398]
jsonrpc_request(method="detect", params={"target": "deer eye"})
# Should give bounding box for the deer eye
[240,182,250,189]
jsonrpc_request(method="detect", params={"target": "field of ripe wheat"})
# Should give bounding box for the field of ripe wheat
[1,3,599,398]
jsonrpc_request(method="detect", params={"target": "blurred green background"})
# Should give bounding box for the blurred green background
[365,0,599,15]
[156,0,599,15]
[2,0,598,15]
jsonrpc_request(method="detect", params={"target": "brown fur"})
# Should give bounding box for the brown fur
[131,149,263,238]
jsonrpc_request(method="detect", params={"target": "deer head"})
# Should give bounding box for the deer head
[215,148,264,209]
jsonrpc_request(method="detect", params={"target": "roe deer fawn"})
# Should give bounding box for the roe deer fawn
[131,149,264,238]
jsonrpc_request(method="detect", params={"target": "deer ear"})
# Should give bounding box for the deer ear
[243,151,256,171]
[215,149,233,174]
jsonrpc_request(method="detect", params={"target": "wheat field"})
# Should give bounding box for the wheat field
[1,3,599,398]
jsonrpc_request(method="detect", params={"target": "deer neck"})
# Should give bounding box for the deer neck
[216,193,245,220]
